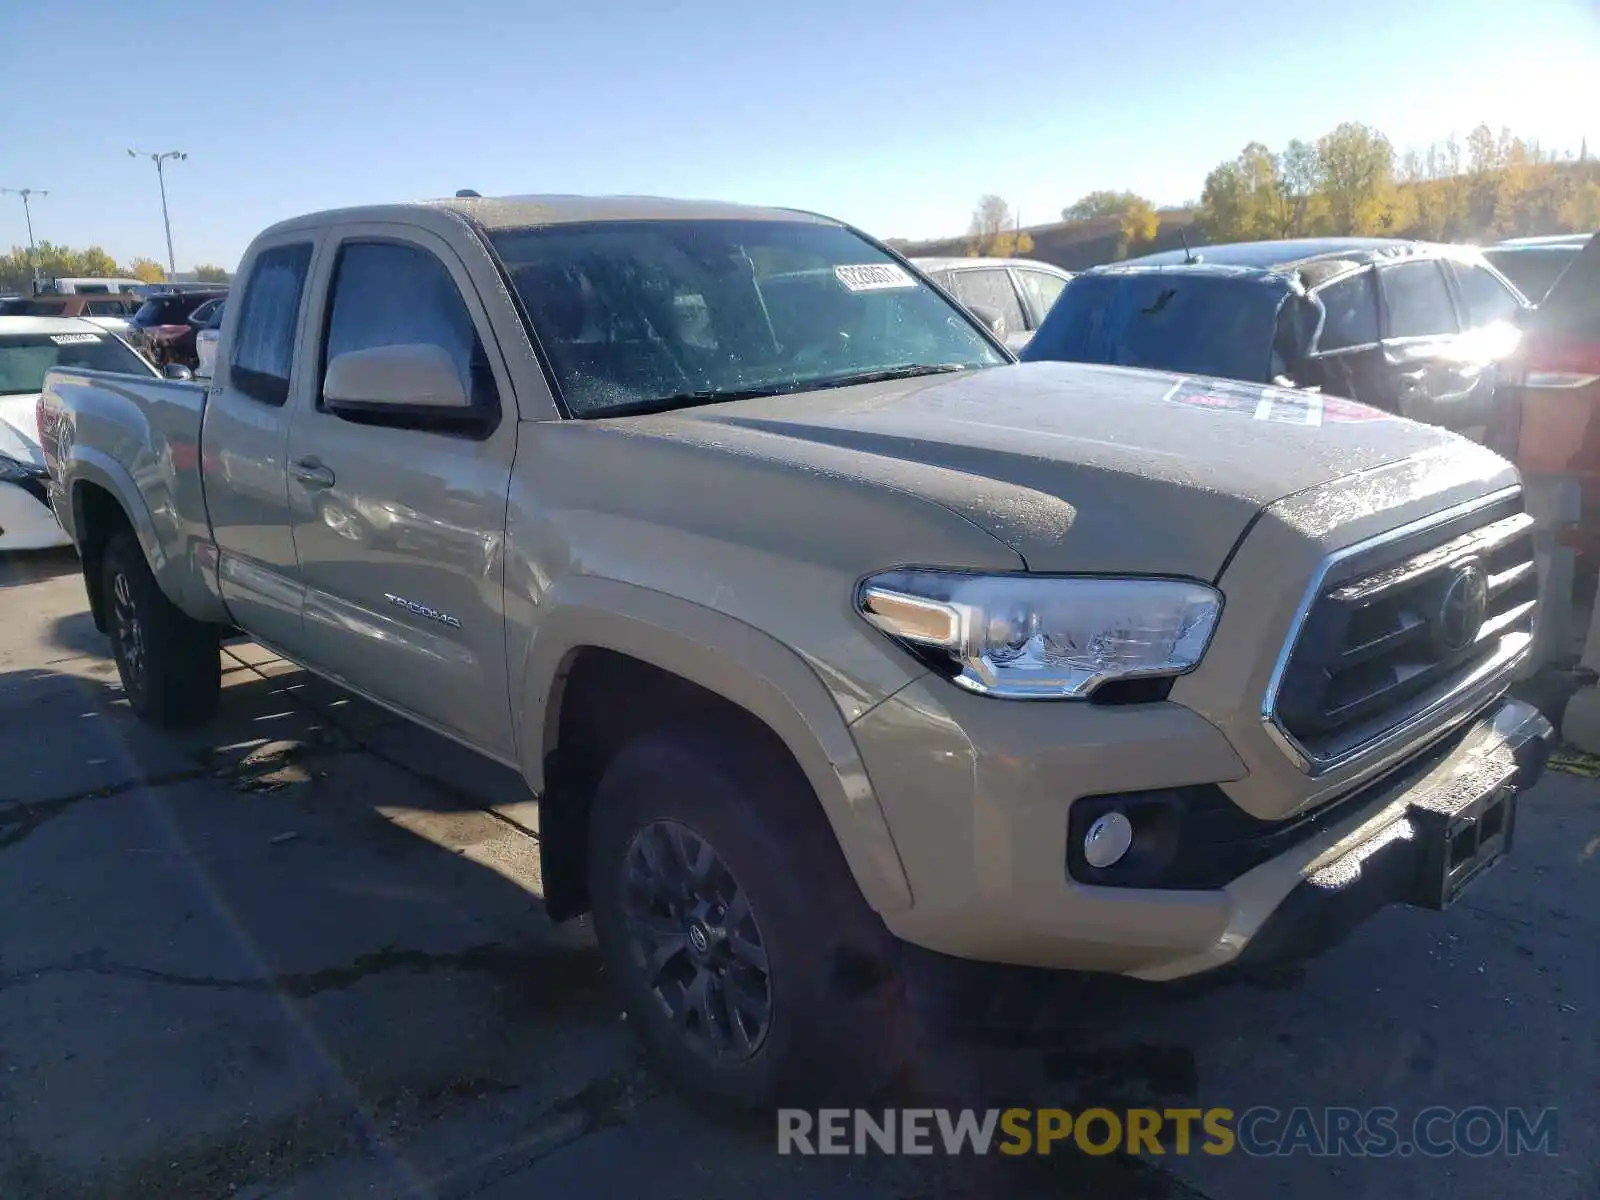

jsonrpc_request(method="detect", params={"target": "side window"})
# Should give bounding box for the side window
[321,241,496,423]
[1453,262,1523,327]
[1015,269,1068,326]
[1313,270,1379,351]
[1379,260,1458,339]
[84,299,120,315]
[949,269,1026,337]
[229,243,313,405]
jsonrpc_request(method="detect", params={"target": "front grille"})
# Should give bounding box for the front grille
[1270,491,1536,768]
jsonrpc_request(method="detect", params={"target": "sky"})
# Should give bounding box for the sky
[3,0,1598,271]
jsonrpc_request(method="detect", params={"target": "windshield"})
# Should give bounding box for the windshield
[488,219,1006,416]
[0,331,152,395]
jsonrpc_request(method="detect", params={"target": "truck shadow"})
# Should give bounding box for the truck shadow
[0,651,630,1199]
[0,546,81,590]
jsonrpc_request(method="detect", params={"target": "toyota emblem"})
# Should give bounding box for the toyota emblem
[1434,561,1489,654]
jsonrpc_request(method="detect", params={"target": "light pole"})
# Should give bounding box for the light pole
[1,187,46,292]
[128,149,187,277]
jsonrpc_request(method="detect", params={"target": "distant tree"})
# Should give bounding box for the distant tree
[981,229,1037,259]
[970,194,1012,238]
[1316,122,1395,234]
[76,247,121,277]
[968,195,1033,256]
[1060,190,1159,256]
[1062,190,1137,222]
[1558,177,1600,230]
[192,263,230,282]
[128,258,167,283]
[0,243,131,291]
[1116,197,1159,258]
[1276,139,1322,236]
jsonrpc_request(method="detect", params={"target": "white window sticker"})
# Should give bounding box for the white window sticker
[834,263,916,292]
[50,333,102,345]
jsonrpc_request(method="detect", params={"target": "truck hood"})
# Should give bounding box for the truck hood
[0,393,44,465]
[626,362,1473,578]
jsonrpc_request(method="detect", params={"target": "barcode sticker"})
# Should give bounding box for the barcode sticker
[50,333,102,345]
[834,263,916,292]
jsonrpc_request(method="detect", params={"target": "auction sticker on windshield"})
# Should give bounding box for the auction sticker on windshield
[1162,377,1389,427]
[835,263,916,292]
[50,333,103,345]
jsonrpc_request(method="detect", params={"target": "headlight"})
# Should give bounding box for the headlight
[857,570,1221,699]
[0,453,47,484]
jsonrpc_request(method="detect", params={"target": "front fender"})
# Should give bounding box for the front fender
[515,575,915,915]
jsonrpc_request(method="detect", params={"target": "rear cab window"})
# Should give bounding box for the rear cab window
[228,244,314,405]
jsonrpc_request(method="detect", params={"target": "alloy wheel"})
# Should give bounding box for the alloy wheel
[620,818,773,1064]
[111,570,146,691]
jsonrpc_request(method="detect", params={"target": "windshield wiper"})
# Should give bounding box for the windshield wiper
[587,364,973,419]
[804,363,972,390]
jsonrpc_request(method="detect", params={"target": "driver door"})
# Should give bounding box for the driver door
[283,225,519,760]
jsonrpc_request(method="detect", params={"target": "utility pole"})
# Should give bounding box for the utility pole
[128,149,187,277]
[1,187,47,292]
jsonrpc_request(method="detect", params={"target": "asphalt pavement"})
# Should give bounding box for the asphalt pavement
[1,547,1595,1199]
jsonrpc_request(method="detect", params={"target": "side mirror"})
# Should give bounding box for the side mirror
[163,364,193,381]
[966,303,1007,338]
[323,344,470,412]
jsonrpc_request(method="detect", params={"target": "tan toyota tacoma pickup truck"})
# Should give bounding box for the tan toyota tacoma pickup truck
[38,195,1552,1105]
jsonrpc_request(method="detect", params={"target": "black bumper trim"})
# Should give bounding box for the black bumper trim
[1233,696,1552,971]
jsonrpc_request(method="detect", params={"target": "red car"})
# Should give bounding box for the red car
[1488,232,1600,554]
[128,291,228,368]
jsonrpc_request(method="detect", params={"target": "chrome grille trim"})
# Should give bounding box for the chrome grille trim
[1261,485,1531,777]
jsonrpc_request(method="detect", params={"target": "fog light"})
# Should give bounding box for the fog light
[1083,811,1134,869]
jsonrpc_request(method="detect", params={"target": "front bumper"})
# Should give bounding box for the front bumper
[855,682,1552,980]
[1227,696,1552,972]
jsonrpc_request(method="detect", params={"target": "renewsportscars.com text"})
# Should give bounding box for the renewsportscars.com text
[777,1107,1559,1158]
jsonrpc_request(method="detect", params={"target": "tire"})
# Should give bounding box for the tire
[587,725,912,1110]
[101,530,220,727]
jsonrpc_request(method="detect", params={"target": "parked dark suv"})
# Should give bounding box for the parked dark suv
[128,290,228,368]
[1483,234,1591,304]
[1022,237,1530,437]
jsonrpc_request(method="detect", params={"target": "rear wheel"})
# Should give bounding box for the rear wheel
[102,530,220,727]
[587,726,911,1109]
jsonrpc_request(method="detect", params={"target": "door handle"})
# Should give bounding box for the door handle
[291,458,335,488]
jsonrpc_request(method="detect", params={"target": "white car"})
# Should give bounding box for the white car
[911,256,1073,351]
[0,317,164,550]
[194,298,225,378]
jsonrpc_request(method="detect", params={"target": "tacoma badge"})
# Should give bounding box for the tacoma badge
[383,593,463,629]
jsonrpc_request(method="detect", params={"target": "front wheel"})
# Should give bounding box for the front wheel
[102,530,220,727]
[587,726,911,1109]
